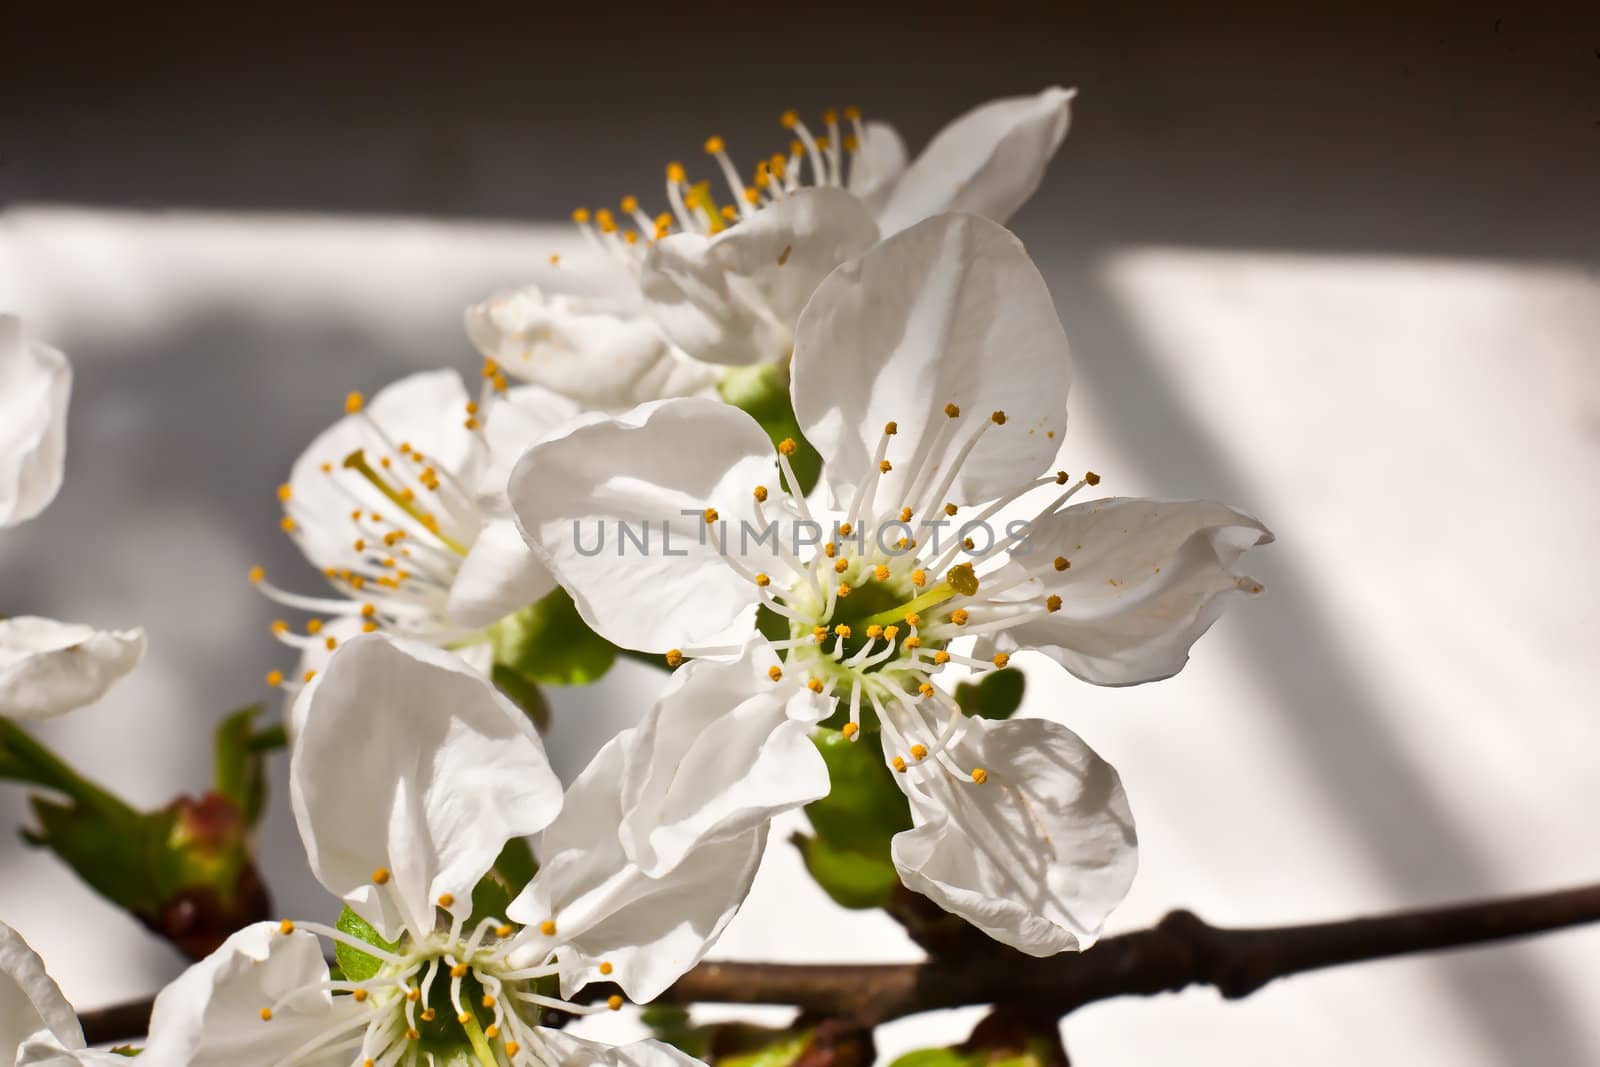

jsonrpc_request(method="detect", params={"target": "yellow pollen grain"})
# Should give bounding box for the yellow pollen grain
[280,516,297,533]
[362,620,378,632]
[495,924,513,938]
[883,625,900,641]
[665,649,684,667]
[777,437,797,455]
[824,542,837,558]
[260,1008,273,1021]
[541,919,557,936]
[934,650,951,664]
[1046,594,1063,612]
[945,502,959,516]
[951,609,969,625]
[666,161,687,183]
[842,722,860,739]
[992,653,1011,669]
[880,459,893,474]
[837,581,852,597]
[266,669,283,687]
[963,537,975,550]
[781,109,799,128]
[549,253,560,265]
[905,636,922,649]
[838,522,853,536]
[345,391,365,414]
[324,637,337,651]
[768,665,783,681]
[1055,470,1070,484]
[971,768,989,784]
[361,603,377,617]
[303,670,316,683]
[437,893,455,908]
[874,565,890,581]
[753,485,768,501]
[899,506,913,523]
[353,988,369,1002]
[807,678,825,693]
[944,402,961,418]
[608,995,624,1011]
[271,619,288,635]
[306,619,323,635]
[892,757,907,773]
[911,743,928,760]
[834,624,852,638]
[572,207,591,223]
[457,1012,471,1024]
[991,410,1007,425]
[406,987,420,1002]
[823,107,839,124]
[813,626,828,641]
[912,569,927,587]
[506,1042,521,1057]
[866,624,883,639]
[744,186,760,204]
[373,867,391,885]
[484,1024,500,1039]
[755,572,771,587]
[1054,556,1071,571]
[599,961,614,975]
[279,919,295,934]
[884,420,898,434]
[421,1010,436,1022]
[450,963,468,978]
[834,558,848,574]
[905,612,921,627]
[482,994,497,1008]
[703,507,719,524]
[407,1029,421,1041]
[704,135,725,154]
[277,483,292,501]
[1085,471,1102,486]
[320,461,332,474]
[917,683,933,698]
[845,105,862,120]
[620,194,639,213]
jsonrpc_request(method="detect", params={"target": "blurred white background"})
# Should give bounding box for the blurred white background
[1,9,1596,1065]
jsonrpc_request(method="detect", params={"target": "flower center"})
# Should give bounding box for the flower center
[674,404,1093,786]
[571,105,882,261]
[261,874,622,1067]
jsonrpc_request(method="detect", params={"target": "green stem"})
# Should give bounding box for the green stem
[0,720,128,812]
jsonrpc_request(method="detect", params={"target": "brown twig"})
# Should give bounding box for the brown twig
[78,882,1600,1045]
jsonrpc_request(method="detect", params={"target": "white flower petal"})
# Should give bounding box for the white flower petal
[475,384,581,504]
[998,497,1272,686]
[532,1030,703,1067]
[509,397,773,653]
[891,714,1137,956]
[468,285,716,411]
[445,518,556,630]
[285,369,485,576]
[639,188,880,366]
[15,1037,129,1067]
[792,212,1070,510]
[0,316,71,529]
[290,634,562,940]
[508,733,765,1003]
[620,641,830,876]
[0,922,82,1065]
[143,922,359,1067]
[848,121,910,216]
[0,617,145,720]
[877,87,1075,235]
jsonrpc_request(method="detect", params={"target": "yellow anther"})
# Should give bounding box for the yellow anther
[934,650,952,664]
[874,565,890,581]
[493,374,507,392]
[359,602,377,618]
[947,562,979,596]
[405,986,420,1001]
[971,768,989,784]
[899,506,912,522]
[883,625,900,641]
[345,391,365,415]
[306,618,323,635]
[807,678,825,693]
[620,195,639,213]
[912,569,927,587]
[944,402,961,418]
[753,484,768,501]
[777,438,797,455]
[540,919,557,936]
[450,963,468,979]
[505,1042,521,1057]
[373,867,391,885]
[837,581,852,598]
[320,461,332,473]
[608,995,624,1011]
[407,1029,421,1041]
[879,459,893,474]
[482,994,497,1009]
[495,924,513,938]
[1085,471,1102,486]
[572,207,592,223]
[842,722,860,739]
[768,665,783,681]
[834,557,848,574]
[843,134,860,151]
[815,135,831,151]
[905,636,922,649]
[353,988,369,1002]
[781,109,799,128]
[991,410,1007,425]
[720,205,738,221]
[665,649,684,668]
[457,1011,471,1024]
[362,621,378,633]
[599,961,614,975]
[866,624,883,639]
[1053,556,1071,571]
[754,572,771,588]
[744,186,760,204]
[421,1009,437,1022]
[945,502,958,516]
[834,624,852,638]
[884,420,898,434]
[595,209,617,233]
[666,161,687,183]
[279,919,295,934]
[824,541,837,558]
[260,1008,274,1021]
[1047,594,1063,612]
[917,683,934,698]
[703,507,719,524]
[951,609,969,626]
[324,636,337,651]
[623,230,639,245]
[266,669,284,687]
[484,1024,500,1039]
[437,893,455,908]
[548,253,561,265]
[910,743,928,760]
[822,108,839,124]
[838,522,853,536]
[280,516,297,533]
[464,417,480,431]
[704,135,725,154]
[1055,470,1070,484]
[905,612,921,627]
[892,756,908,773]
[270,619,288,635]
[992,653,1011,669]
[813,625,828,640]
[276,483,292,502]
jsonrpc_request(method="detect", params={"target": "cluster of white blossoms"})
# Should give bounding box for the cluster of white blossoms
[0,87,1271,1067]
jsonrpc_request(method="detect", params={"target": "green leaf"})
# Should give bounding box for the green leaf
[717,1031,815,1067]
[335,905,400,981]
[468,836,539,926]
[490,587,617,687]
[718,364,820,496]
[25,794,171,916]
[888,1052,984,1067]
[795,833,899,910]
[955,667,1026,721]
[806,729,911,853]
[640,1004,708,1060]
[213,704,269,825]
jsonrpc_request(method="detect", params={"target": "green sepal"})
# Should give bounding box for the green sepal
[334,905,401,982]
[468,836,539,926]
[801,728,911,909]
[718,363,821,496]
[490,587,617,687]
[213,704,270,825]
[955,667,1026,721]
[717,1031,816,1067]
